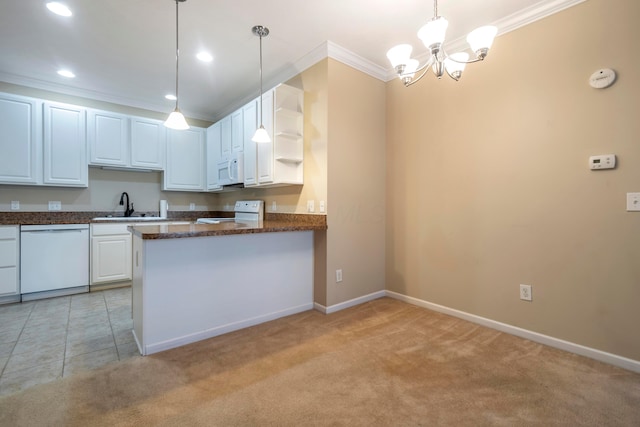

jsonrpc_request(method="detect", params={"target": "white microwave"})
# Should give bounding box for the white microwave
[217,152,244,186]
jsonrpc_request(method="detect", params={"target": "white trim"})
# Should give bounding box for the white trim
[143,302,314,355]
[385,290,640,374]
[314,290,386,315]
[326,41,389,81]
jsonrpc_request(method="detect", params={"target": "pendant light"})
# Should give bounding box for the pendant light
[164,0,189,130]
[251,25,271,143]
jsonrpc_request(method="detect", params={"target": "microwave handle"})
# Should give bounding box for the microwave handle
[228,159,234,180]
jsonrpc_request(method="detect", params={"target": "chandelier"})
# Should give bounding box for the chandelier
[387,0,497,86]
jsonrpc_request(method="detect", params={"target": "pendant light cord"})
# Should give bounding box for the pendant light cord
[174,0,180,110]
[259,32,264,126]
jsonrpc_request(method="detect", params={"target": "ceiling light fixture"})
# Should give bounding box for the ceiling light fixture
[164,0,189,130]
[196,52,213,62]
[57,69,75,78]
[46,2,72,17]
[251,25,271,144]
[387,0,497,86]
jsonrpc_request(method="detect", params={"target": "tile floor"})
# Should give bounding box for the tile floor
[0,287,139,396]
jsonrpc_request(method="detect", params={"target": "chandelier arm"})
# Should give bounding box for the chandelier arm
[403,64,433,87]
[396,55,435,81]
[445,55,484,65]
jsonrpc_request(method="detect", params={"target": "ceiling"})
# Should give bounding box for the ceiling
[0,0,584,122]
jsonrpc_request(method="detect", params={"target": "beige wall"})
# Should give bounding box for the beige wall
[386,0,640,361]
[325,59,386,307]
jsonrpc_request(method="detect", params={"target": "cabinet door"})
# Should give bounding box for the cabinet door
[0,226,19,296]
[43,101,88,187]
[242,99,258,186]
[206,122,222,191]
[256,89,275,184]
[231,109,243,153]
[0,94,41,185]
[91,234,132,284]
[220,115,231,159]
[88,109,129,166]
[164,127,205,191]
[131,117,165,170]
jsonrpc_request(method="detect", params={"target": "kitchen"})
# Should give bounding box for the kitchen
[1,0,640,413]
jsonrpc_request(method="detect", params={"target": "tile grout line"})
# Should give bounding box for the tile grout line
[0,302,35,380]
[61,296,73,378]
[105,292,122,360]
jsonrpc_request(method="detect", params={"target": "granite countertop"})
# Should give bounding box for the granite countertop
[0,211,327,237]
[129,217,327,240]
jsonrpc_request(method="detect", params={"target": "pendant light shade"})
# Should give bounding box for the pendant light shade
[165,0,189,130]
[165,108,189,130]
[252,25,270,143]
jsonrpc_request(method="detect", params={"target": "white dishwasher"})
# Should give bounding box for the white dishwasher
[21,224,90,301]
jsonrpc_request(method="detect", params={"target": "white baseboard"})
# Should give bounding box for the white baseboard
[385,290,640,374]
[143,303,314,355]
[314,290,386,314]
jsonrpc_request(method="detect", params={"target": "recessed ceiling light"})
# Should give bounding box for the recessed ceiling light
[57,69,75,78]
[165,94,177,101]
[46,2,72,17]
[196,52,213,62]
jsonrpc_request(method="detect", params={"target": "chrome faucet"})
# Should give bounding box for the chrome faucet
[119,192,134,217]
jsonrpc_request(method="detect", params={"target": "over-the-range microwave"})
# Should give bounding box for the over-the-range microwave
[216,152,244,187]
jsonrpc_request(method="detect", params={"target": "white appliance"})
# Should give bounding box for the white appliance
[20,224,89,300]
[196,200,264,224]
[216,152,244,187]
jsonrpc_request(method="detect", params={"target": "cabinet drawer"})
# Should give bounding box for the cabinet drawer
[0,266,18,295]
[0,240,18,268]
[0,226,18,239]
[91,223,132,236]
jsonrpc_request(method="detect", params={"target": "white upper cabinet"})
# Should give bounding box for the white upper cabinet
[256,89,275,185]
[88,109,129,167]
[220,115,232,159]
[0,93,41,185]
[256,84,304,187]
[231,108,243,153]
[130,117,165,170]
[242,98,258,187]
[164,126,206,192]
[206,121,222,191]
[88,111,165,171]
[43,101,88,187]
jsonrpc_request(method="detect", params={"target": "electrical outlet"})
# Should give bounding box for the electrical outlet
[11,201,20,210]
[48,201,61,211]
[307,200,315,213]
[189,202,196,211]
[520,284,532,301]
[336,269,343,283]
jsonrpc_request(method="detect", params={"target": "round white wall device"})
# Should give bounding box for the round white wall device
[589,68,616,89]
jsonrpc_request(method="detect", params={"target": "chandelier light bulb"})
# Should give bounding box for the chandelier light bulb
[467,26,498,57]
[386,44,413,69]
[417,16,449,51]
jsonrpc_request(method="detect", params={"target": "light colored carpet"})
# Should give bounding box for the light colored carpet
[0,297,639,426]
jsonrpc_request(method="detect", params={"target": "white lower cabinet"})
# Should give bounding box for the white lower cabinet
[0,226,20,302]
[91,223,132,285]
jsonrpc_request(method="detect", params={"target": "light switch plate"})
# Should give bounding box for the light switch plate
[626,193,640,211]
[10,201,20,210]
[307,200,315,213]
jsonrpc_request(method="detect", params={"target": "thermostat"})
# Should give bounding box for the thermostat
[589,69,616,89]
[589,154,616,170]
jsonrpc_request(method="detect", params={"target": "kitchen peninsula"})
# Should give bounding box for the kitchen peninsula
[129,215,326,355]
